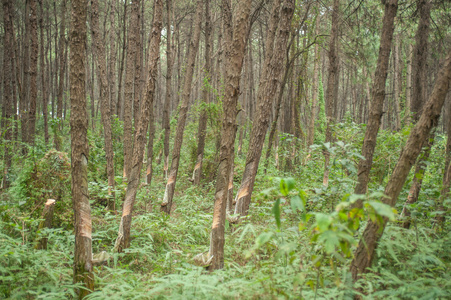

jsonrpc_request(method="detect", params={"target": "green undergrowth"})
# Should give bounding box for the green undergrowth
[0,120,450,299]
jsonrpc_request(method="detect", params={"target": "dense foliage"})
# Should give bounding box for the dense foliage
[0,117,449,299]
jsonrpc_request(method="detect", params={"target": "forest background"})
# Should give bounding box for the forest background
[0,0,451,298]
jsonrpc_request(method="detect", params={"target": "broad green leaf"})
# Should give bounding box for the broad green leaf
[318,230,339,254]
[272,199,281,229]
[290,195,304,212]
[368,201,396,221]
[315,213,332,232]
[280,177,295,196]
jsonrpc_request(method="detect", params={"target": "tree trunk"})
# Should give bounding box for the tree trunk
[234,0,294,217]
[398,0,431,223]
[207,0,252,271]
[2,0,13,189]
[21,0,30,151]
[114,0,163,252]
[308,17,320,148]
[393,34,401,131]
[263,60,292,173]
[146,103,155,185]
[350,49,451,282]
[322,0,340,187]
[39,0,49,145]
[91,0,116,211]
[70,0,94,296]
[410,0,431,123]
[35,199,56,250]
[401,131,435,228]
[28,0,38,146]
[436,107,451,228]
[57,0,66,124]
[352,0,398,208]
[193,0,212,185]
[133,0,142,127]
[108,0,117,114]
[405,43,413,125]
[160,0,203,214]
[162,0,174,180]
[123,0,140,179]
[116,0,127,118]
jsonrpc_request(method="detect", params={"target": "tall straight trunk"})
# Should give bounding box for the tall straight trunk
[11,6,22,144]
[234,0,294,217]
[115,0,163,252]
[207,0,252,271]
[133,0,142,126]
[160,0,203,214]
[2,0,13,189]
[123,0,140,179]
[39,0,49,145]
[146,103,155,185]
[410,0,431,123]
[88,43,95,130]
[116,0,127,118]
[400,0,431,227]
[352,0,398,208]
[193,0,212,185]
[436,101,451,228]
[28,0,38,146]
[263,59,292,173]
[405,43,413,125]
[162,0,174,180]
[57,0,66,122]
[91,0,116,211]
[322,0,340,187]
[308,17,320,148]
[351,49,451,282]
[21,0,30,151]
[52,2,57,121]
[70,0,94,296]
[108,0,117,114]
[393,35,401,131]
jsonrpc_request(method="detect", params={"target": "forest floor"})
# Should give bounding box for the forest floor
[1,124,450,299]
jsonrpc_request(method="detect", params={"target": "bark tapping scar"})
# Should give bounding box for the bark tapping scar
[237,186,249,200]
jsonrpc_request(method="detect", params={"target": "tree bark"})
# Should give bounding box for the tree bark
[108,0,117,114]
[352,0,398,208]
[322,0,340,187]
[116,0,127,118]
[350,49,451,282]
[410,0,431,123]
[28,0,38,146]
[123,0,140,179]
[114,0,163,252]
[146,103,155,185]
[91,0,116,211]
[207,0,252,271]
[234,0,294,217]
[162,0,174,180]
[160,0,203,214]
[2,0,13,189]
[308,17,320,148]
[39,0,49,145]
[436,108,451,228]
[405,43,413,125]
[70,0,94,296]
[193,0,212,185]
[35,199,56,250]
[401,131,434,228]
[393,34,401,131]
[398,0,431,224]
